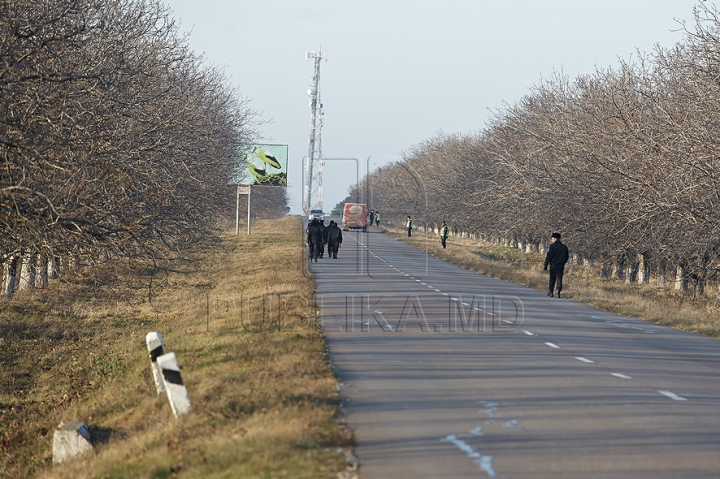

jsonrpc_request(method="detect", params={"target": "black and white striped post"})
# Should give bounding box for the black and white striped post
[156,352,191,417]
[145,332,165,395]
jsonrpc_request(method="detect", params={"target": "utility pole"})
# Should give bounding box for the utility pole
[303,50,327,215]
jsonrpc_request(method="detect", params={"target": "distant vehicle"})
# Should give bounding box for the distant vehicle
[308,209,324,221]
[342,203,367,232]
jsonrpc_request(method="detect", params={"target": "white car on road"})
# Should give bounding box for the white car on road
[308,209,324,221]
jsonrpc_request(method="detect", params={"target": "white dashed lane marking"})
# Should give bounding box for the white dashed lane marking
[360,237,692,402]
[575,357,594,363]
[659,390,687,401]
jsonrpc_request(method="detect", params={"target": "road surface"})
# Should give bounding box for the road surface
[310,223,720,479]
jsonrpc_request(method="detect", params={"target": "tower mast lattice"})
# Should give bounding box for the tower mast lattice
[303,50,327,215]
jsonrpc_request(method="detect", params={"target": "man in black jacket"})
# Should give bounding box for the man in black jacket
[306,218,324,262]
[326,220,343,259]
[543,232,569,298]
[319,219,328,258]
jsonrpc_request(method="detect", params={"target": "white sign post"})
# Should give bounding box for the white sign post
[236,185,252,235]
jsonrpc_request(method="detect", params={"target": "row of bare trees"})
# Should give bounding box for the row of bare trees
[1,0,262,295]
[355,3,720,295]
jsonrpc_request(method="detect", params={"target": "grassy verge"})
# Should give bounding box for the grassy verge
[0,216,355,478]
[382,226,720,339]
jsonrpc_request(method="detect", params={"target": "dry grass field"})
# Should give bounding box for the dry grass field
[383,227,720,339]
[0,216,355,478]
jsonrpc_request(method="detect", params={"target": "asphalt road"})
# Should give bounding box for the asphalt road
[309,222,720,479]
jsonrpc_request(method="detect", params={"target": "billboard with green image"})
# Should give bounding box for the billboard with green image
[234,144,288,186]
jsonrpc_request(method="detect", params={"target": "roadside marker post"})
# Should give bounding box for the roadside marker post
[145,332,166,395]
[157,352,192,417]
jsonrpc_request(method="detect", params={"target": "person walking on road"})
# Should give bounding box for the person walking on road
[543,232,569,297]
[306,218,324,263]
[319,219,328,258]
[440,221,449,249]
[406,215,414,237]
[375,211,380,227]
[369,210,375,227]
[326,220,343,259]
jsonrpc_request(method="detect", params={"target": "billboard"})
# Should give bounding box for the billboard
[234,144,288,186]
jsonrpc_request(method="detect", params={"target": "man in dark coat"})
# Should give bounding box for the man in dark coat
[306,218,324,262]
[543,232,570,297]
[326,220,343,259]
[319,219,328,258]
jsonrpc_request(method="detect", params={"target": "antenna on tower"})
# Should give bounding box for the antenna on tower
[303,49,327,215]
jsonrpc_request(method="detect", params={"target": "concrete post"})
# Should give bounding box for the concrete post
[146,332,166,395]
[157,352,191,417]
[52,421,93,464]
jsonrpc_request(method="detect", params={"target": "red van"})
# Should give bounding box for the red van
[342,203,367,231]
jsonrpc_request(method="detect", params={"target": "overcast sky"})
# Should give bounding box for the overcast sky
[164,0,701,214]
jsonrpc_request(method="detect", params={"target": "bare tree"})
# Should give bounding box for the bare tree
[1,0,265,295]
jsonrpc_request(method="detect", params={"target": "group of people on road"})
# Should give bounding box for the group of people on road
[308,213,570,297]
[430,220,569,297]
[306,218,343,262]
[369,209,380,227]
[384,213,571,298]
[406,216,449,248]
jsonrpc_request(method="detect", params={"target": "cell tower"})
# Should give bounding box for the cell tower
[303,50,327,215]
